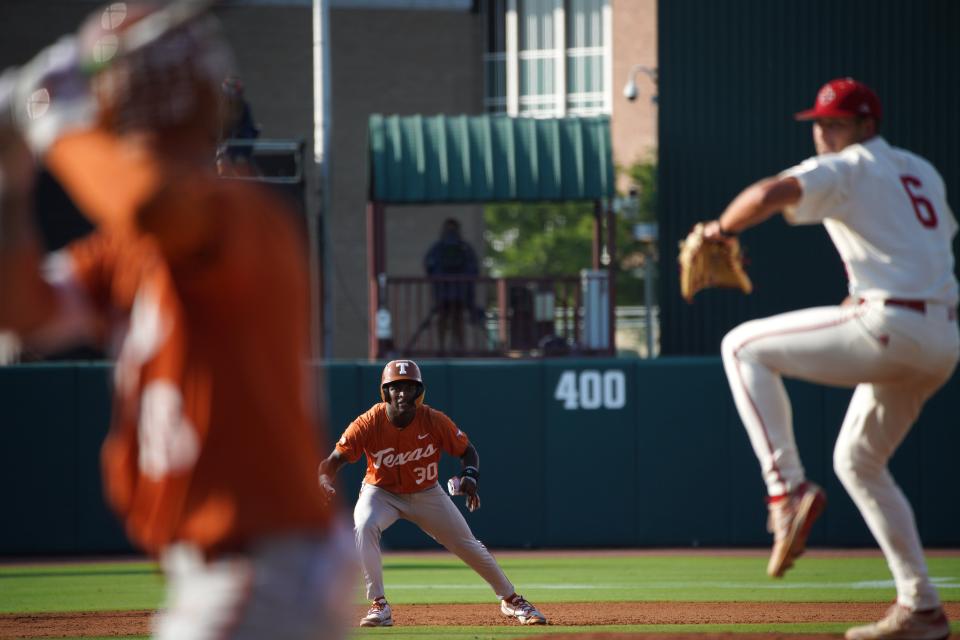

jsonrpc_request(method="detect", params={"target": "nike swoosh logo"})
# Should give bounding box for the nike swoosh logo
[418,434,429,440]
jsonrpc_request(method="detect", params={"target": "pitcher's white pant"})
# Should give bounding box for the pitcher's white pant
[721,300,959,610]
[354,482,514,601]
[153,522,357,640]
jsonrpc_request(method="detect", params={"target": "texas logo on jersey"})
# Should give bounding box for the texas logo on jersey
[336,403,469,494]
[369,443,437,469]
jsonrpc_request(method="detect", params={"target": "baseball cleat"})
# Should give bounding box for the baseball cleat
[844,603,950,640]
[766,481,826,578]
[500,593,546,625]
[360,597,393,627]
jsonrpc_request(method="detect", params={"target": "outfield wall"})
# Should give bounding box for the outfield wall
[2,359,958,555]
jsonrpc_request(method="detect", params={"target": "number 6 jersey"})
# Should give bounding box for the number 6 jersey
[335,404,470,493]
[780,136,959,305]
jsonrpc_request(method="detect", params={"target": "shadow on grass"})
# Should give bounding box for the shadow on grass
[0,567,159,579]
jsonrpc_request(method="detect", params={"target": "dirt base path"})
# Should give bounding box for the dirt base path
[2,602,959,639]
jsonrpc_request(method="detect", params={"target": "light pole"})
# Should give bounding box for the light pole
[623,63,658,357]
[623,64,657,103]
[632,221,657,358]
[312,0,332,360]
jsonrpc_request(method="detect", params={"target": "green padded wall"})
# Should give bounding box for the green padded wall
[1,359,958,554]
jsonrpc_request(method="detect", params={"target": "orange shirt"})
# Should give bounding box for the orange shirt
[40,130,332,557]
[336,403,470,494]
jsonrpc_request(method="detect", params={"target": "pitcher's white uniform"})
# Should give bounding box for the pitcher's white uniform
[721,135,959,609]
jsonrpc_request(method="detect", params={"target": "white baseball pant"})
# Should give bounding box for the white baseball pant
[721,299,959,610]
[354,482,514,601]
[153,523,357,640]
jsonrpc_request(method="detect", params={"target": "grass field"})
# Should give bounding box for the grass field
[1,551,959,639]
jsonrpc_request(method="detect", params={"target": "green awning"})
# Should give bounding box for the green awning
[368,114,614,204]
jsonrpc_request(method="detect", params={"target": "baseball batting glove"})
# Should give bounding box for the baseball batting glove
[448,467,481,512]
[318,473,336,505]
[678,221,753,303]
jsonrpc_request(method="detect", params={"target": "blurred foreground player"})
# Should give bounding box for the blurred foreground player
[0,3,353,639]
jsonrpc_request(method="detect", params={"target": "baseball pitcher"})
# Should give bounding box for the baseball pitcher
[318,359,547,627]
[703,78,958,640]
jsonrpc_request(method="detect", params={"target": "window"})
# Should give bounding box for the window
[518,0,557,116]
[484,0,508,113]
[483,0,610,117]
[566,0,605,114]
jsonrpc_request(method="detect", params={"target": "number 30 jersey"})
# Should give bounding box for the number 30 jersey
[336,403,470,493]
[780,136,959,305]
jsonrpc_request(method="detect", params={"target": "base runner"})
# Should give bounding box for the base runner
[317,359,547,628]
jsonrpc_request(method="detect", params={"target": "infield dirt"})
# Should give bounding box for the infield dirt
[2,602,960,639]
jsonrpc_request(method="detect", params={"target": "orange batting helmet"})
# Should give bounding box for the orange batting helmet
[380,359,425,405]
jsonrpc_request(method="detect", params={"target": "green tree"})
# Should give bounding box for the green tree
[483,200,595,277]
[483,159,657,305]
[625,159,657,223]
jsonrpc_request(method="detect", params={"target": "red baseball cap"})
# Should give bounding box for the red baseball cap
[794,78,882,122]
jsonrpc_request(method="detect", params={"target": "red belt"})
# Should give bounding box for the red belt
[859,298,957,320]
[883,298,926,313]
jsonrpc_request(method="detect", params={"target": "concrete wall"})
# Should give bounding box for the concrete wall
[0,2,485,360]
[0,2,316,144]
[326,8,484,357]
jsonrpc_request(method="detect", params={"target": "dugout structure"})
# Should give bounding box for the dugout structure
[367,114,617,359]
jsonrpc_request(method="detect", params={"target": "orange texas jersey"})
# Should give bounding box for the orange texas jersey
[43,131,332,557]
[46,129,219,263]
[336,403,470,494]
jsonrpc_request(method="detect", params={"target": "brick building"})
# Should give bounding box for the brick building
[0,0,657,358]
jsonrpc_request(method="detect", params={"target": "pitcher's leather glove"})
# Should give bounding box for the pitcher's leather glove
[679,222,753,303]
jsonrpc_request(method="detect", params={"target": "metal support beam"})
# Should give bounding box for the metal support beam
[605,203,617,355]
[367,201,386,359]
[592,200,602,269]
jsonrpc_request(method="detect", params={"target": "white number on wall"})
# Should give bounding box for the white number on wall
[579,370,602,409]
[554,370,626,410]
